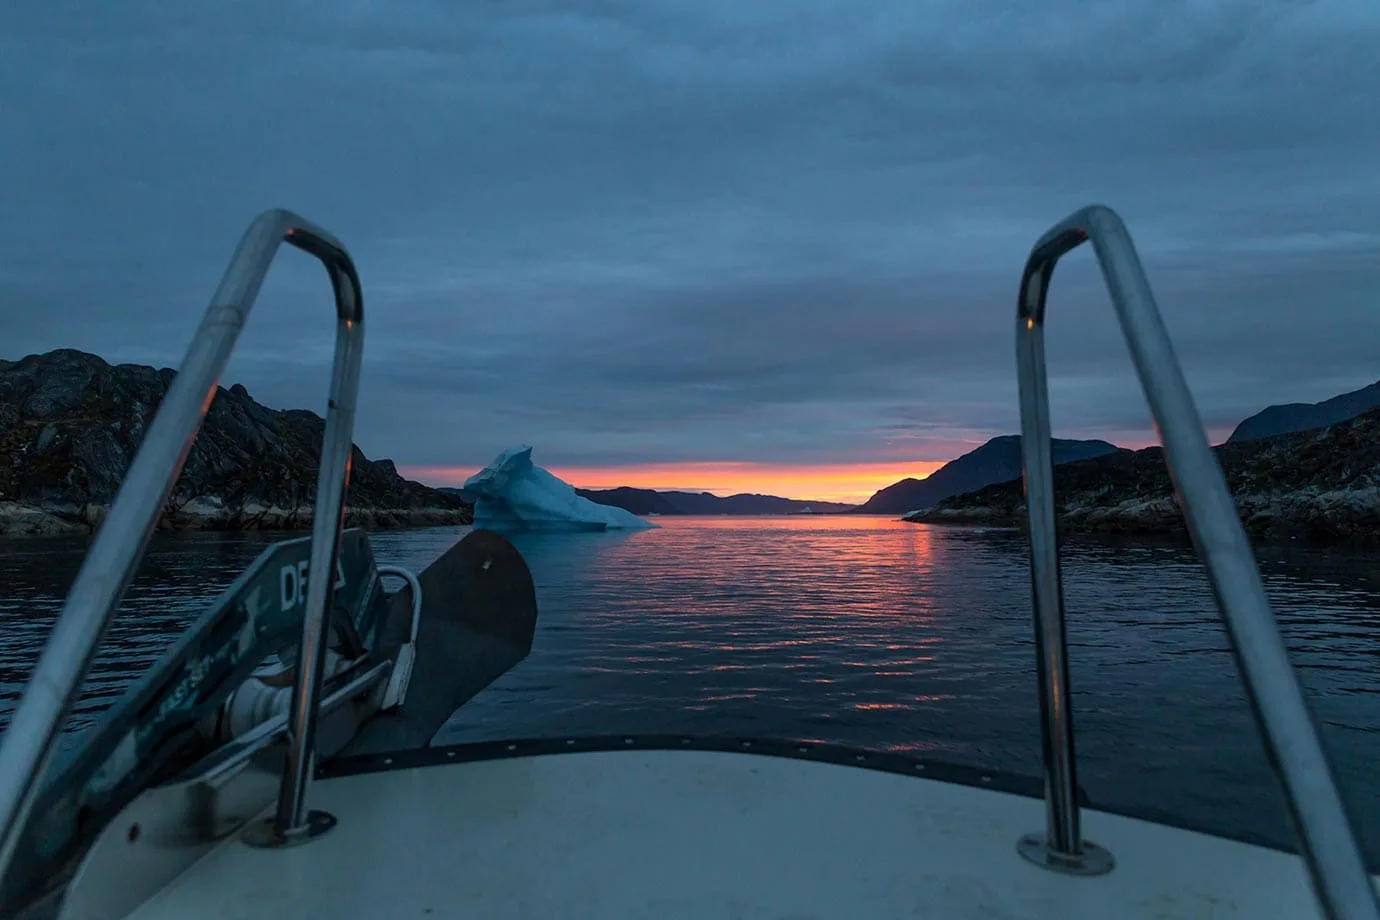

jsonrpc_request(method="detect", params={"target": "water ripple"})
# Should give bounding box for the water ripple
[1,518,1378,864]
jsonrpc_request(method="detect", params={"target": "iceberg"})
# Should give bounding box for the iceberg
[463,445,659,532]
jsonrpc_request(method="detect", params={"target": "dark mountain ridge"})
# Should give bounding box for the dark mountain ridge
[0,349,472,536]
[1229,378,1380,443]
[907,408,1380,545]
[854,436,1123,515]
[575,486,853,516]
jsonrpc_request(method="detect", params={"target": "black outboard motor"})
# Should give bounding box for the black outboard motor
[1,528,538,919]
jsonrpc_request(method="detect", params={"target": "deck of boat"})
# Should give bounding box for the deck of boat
[116,746,1360,920]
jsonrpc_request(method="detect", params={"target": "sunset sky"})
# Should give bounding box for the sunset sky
[403,460,959,505]
[402,428,1182,504]
[3,2,1377,505]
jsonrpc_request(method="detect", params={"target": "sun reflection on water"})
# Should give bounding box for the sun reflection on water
[4,515,1380,865]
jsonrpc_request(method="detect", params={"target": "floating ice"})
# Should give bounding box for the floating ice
[463,445,658,532]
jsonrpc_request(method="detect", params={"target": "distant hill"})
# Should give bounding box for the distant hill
[1228,379,1380,443]
[575,487,854,516]
[574,486,680,515]
[907,408,1380,546]
[854,436,1124,515]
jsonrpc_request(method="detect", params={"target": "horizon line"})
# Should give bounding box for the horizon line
[400,460,951,504]
[395,424,1235,504]
[398,432,1171,503]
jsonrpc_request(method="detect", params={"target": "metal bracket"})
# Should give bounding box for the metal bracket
[1017,833,1114,876]
[376,566,424,711]
[241,809,337,849]
[54,660,389,920]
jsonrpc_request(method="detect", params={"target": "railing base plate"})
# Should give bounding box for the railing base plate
[1017,832,1115,876]
[241,809,337,849]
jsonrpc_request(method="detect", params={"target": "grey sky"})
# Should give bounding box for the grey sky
[3,0,1377,481]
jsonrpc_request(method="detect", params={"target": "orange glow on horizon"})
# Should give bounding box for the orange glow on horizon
[399,460,949,504]
[397,427,1195,505]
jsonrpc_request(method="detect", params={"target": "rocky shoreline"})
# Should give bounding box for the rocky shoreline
[0,500,472,538]
[907,409,1380,545]
[0,350,473,537]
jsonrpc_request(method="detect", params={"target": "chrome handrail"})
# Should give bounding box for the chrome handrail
[0,209,365,875]
[1014,204,1378,919]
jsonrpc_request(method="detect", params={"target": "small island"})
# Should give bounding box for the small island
[906,409,1380,545]
[0,350,473,537]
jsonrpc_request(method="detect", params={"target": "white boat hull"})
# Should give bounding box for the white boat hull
[106,745,1374,920]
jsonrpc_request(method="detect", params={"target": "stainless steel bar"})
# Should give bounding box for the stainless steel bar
[1016,204,1378,918]
[0,209,364,879]
[1015,297,1083,857]
[272,273,365,838]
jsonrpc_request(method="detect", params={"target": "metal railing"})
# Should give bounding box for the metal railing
[0,209,365,875]
[376,565,424,711]
[1014,204,1378,919]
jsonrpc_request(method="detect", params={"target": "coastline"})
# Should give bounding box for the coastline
[910,489,1380,545]
[0,500,473,538]
[0,351,476,539]
[905,408,1380,547]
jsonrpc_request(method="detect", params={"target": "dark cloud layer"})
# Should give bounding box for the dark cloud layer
[3,0,1377,472]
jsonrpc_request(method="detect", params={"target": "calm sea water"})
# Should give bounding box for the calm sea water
[1,516,1378,862]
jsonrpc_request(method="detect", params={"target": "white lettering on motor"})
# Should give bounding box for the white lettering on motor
[280,563,298,612]
[279,557,350,612]
[134,644,231,748]
[296,560,310,606]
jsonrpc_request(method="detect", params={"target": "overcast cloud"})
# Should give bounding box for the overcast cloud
[2,0,1377,478]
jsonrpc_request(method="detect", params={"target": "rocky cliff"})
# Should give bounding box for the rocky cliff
[0,350,473,536]
[906,410,1380,545]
